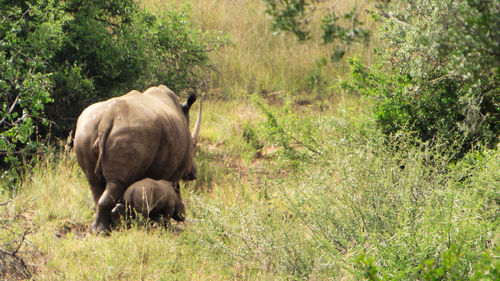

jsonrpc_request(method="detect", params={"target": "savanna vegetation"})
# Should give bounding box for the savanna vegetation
[1,0,498,280]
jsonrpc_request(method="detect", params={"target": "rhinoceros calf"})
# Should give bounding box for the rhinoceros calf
[112,178,186,226]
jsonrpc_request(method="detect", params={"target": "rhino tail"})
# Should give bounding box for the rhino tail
[94,118,113,175]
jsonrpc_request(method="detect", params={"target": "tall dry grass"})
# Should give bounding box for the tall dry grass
[144,0,377,97]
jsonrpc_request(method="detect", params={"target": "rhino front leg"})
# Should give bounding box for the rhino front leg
[92,181,125,233]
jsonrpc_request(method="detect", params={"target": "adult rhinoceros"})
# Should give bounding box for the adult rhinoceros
[74,85,201,233]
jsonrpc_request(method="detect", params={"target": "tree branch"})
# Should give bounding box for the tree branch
[430,74,463,84]
[0,150,45,156]
[0,200,11,206]
[0,8,31,44]
[0,229,32,279]
[0,94,20,127]
[366,9,409,28]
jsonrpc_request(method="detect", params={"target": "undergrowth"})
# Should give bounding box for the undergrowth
[235,96,500,279]
[1,95,498,280]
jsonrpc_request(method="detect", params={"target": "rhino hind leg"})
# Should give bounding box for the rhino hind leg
[90,182,106,205]
[82,172,106,205]
[92,181,126,233]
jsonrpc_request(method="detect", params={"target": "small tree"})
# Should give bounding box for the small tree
[264,0,499,155]
[262,0,380,60]
[45,0,213,135]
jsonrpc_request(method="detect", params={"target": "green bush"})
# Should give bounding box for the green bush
[344,0,499,155]
[250,94,322,162]
[244,95,497,278]
[286,125,498,279]
[191,100,497,278]
[356,246,500,280]
[1,0,54,188]
[45,0,212,135]
[1,0,215,188]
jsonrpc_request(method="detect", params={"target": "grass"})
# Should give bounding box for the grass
[145,0,377,98]
[2,96,497,279]
[1,0,499,280]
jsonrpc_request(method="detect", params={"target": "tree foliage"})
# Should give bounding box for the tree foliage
[263,0,377,60]
[1,0,216,188]
[1,0,54,185]
[344,0,499,155]
[267,0,499,154]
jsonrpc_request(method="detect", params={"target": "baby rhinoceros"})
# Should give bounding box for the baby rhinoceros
[112,178,186,227]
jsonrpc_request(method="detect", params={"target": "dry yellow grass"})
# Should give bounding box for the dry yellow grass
[144,0,377,97]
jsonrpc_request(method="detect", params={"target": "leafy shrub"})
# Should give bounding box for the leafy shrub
[250,94,322,162]
[471,246,500,281]
[0,0,55,189]
[1,0,215,189]
[356,246,500,280]
[343,0,499,155]
[190,99,497,278]
[45,0,213,135]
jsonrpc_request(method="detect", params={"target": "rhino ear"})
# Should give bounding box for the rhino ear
[182,92,197,115]
[186,92,197,109]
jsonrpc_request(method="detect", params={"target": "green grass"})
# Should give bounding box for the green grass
[1,96,497,279]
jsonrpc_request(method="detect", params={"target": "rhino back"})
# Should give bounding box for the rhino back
[98,91,193,185]
[74,91,141,178]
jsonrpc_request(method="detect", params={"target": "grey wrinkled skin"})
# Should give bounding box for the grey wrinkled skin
[74,85,200,233]
[112,179,185,227]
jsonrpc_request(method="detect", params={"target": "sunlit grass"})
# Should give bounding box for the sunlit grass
[1,95,497,279]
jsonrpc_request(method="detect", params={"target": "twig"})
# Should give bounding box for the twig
[366,9,409,28]
[0,200,11,207]
[0,150,45,156]
[0,229,32,279]
[12,230,30,255]
[0,248,32,279]
[289,133,322,156]
[0,94,20,127]
[274,122,322,156]
[0,9,31,44]
[430,74,462,84]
